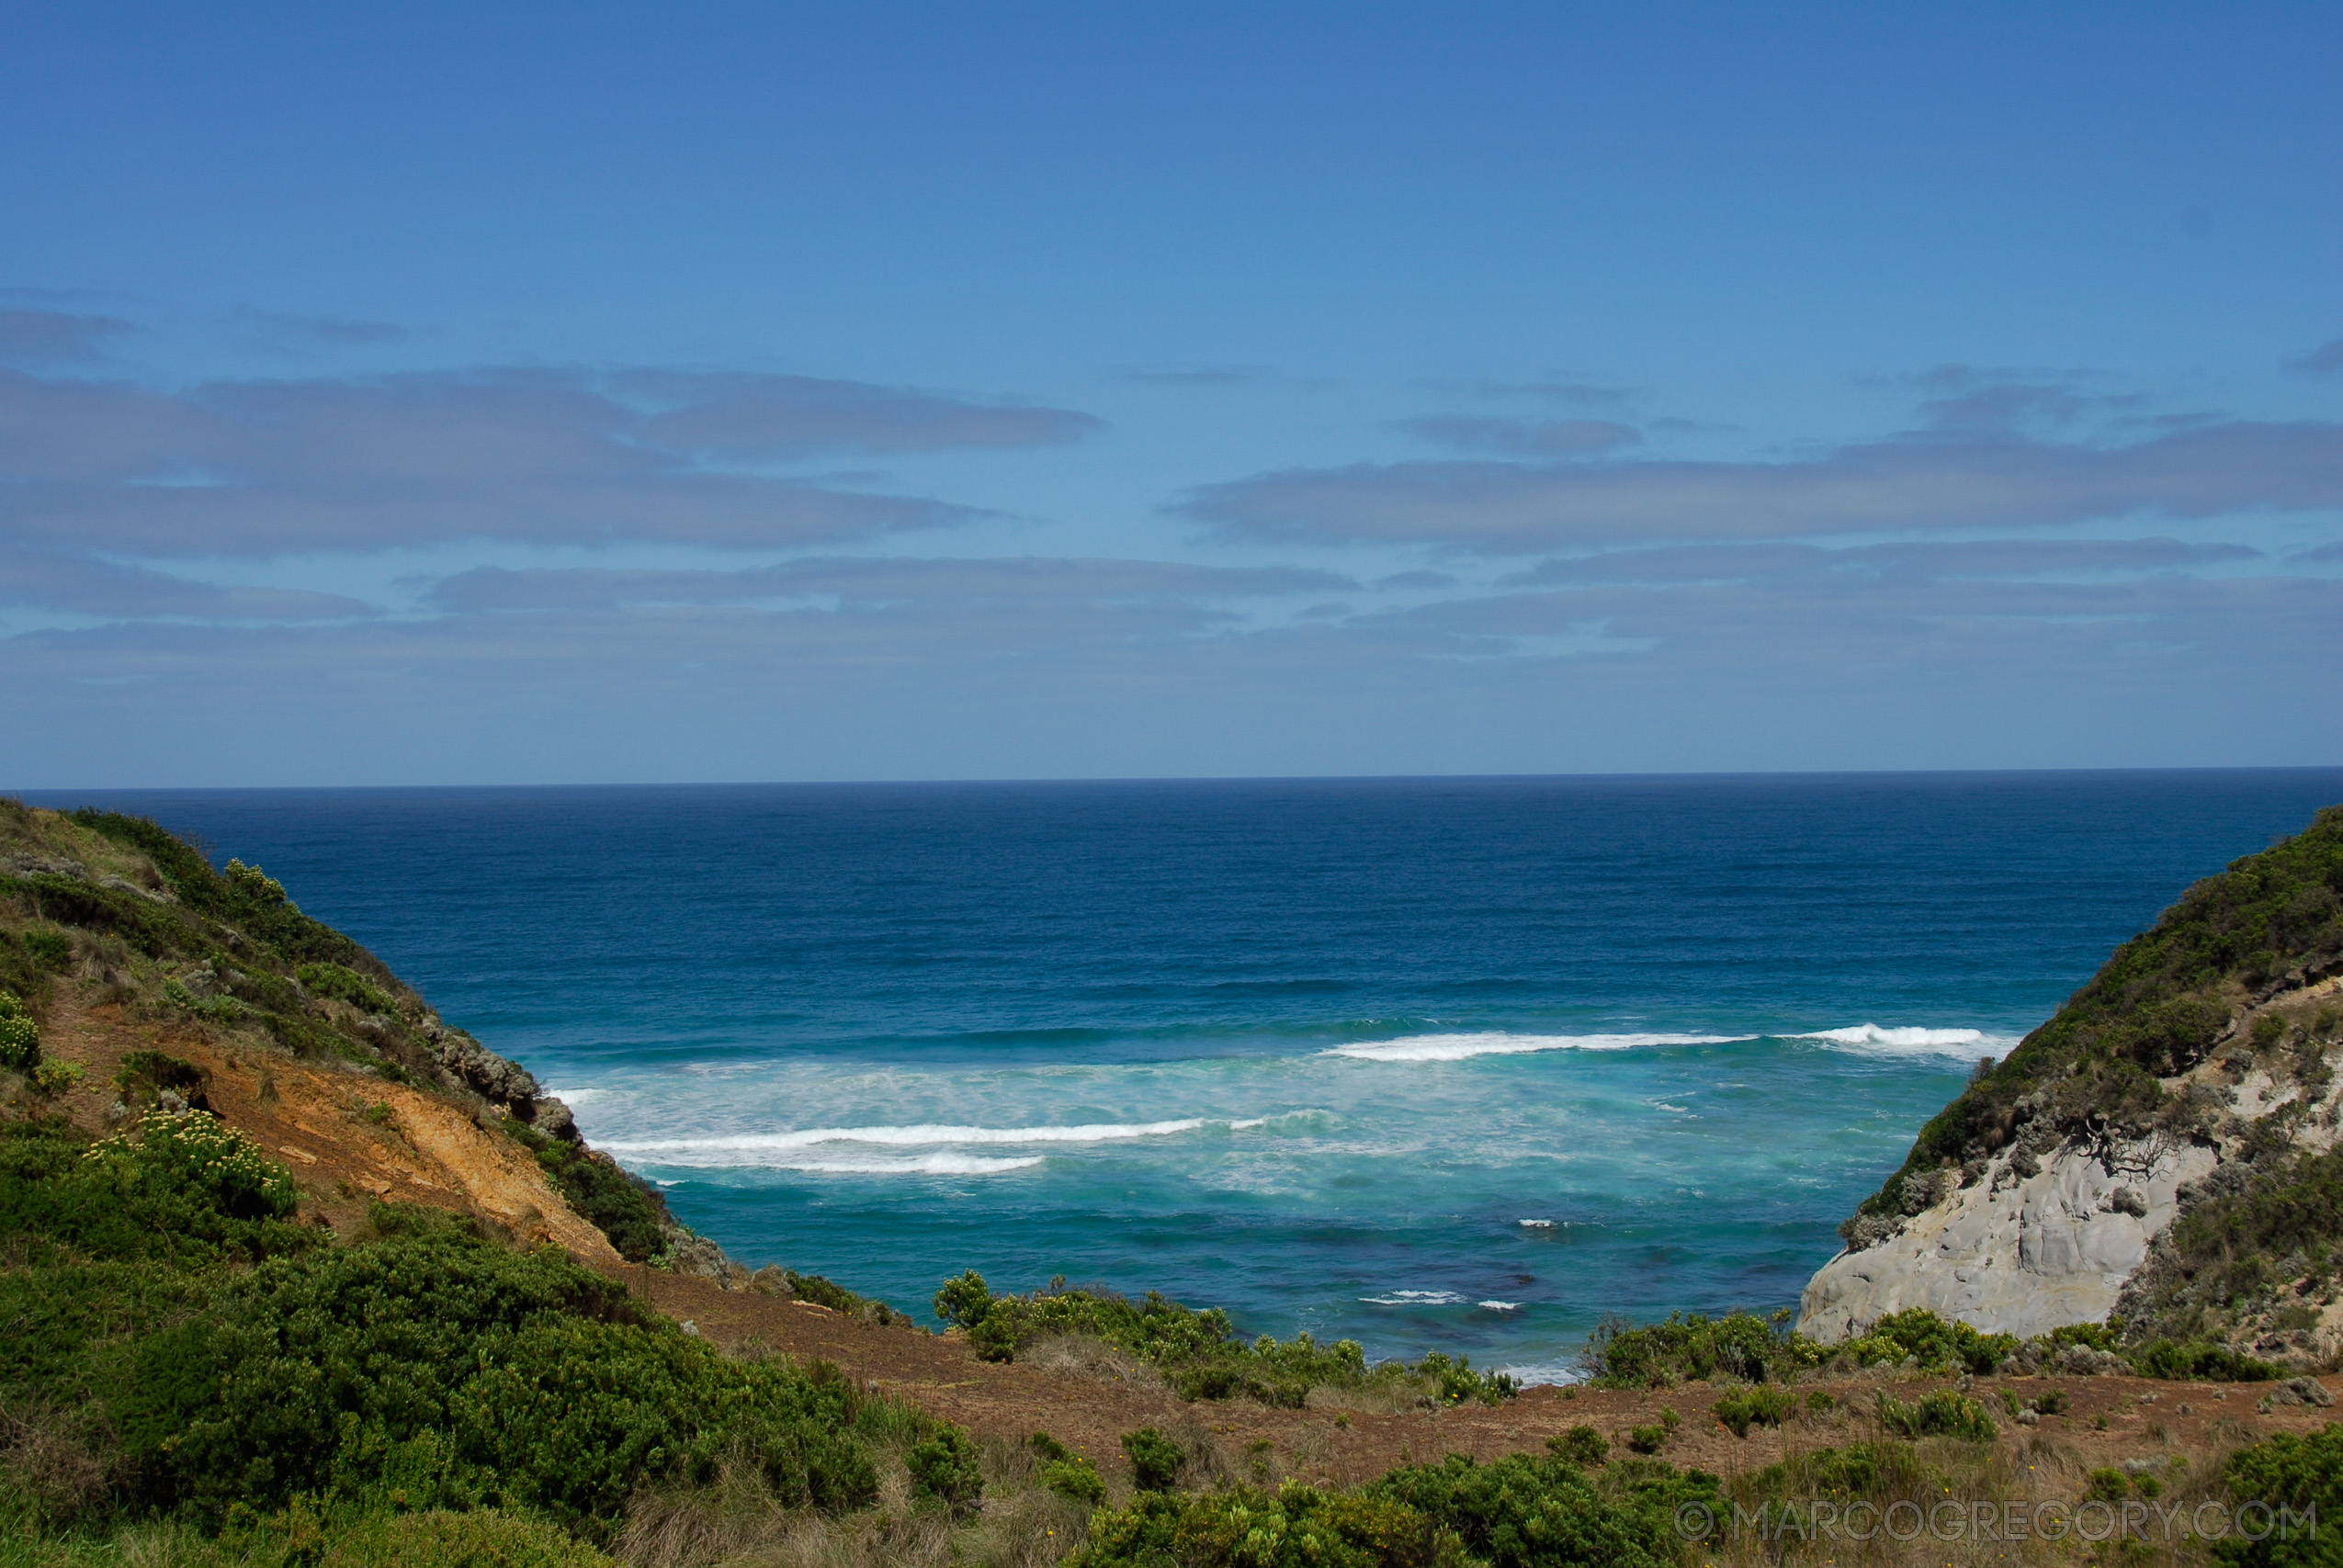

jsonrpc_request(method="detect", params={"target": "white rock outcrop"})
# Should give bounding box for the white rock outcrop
[1798,1134,2215,1341]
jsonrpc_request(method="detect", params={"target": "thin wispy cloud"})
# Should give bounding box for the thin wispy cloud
[2287,339,2343,376]
[427,557,1351,614]
[1112,365,1274,387]
[1393,415,1643,457]
[1180,421,2343,554]
[232,308,410,348]
[0,308,138,367]
[0,365,1100,557]
[0,543,376,622]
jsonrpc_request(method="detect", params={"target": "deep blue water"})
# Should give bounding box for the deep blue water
[30,771,2343,1381]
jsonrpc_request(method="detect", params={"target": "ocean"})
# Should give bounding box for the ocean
[34,770,2343,1382]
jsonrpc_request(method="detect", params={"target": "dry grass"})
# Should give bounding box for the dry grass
[613,1428,1095,1568]
[1700,1394,2273,1568]
[1014,1334,1164,1393]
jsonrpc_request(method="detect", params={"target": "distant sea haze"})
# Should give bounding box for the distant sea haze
[44,769,2343,1382]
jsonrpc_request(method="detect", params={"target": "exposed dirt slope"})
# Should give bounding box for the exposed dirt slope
[24,984,618,1262]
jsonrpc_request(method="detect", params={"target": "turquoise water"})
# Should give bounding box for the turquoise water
[41,771,2343,1382]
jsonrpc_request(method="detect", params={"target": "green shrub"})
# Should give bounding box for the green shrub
[2084,1467,2137,1502]
[1074,1460,1718,1568]
[224,859,292,908]
[906,1422,984,1515]
[84,1108,300,1224]
[1548,1427,1610,1467]
[1735,1442,1936,1516]
[935,1270,1513,1407]
[1043,1458,1108,1506]
[298,961,399,1016]
[1625,1426,1668,1455]
[214,1503,616,1567]
[2217,1424,2343,1568]
[30,1058,84,1094]
[0,990,39,1071]
[1842,1309,2016,1375]
[2044,1321,2124,1353]
[1877,1390,1997,1442]
[111,1232,879,1537]
[1070,1483,1455,1568]
[1374,1450,1720,1567]
[1581,1310,1821,1387]
[1712,1386,1797,1438]
[786,1269,912,1326]
[2129,1338,2283,1382]
[1123,1427,1185,1492]
[934,1269,993,1328]
[23,931,73,973]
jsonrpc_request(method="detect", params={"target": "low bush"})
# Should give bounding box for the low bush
[1123,1427,1185,1493]
[786,1269,915,1326]
[1043,1458,1108,1505]
[22,931,72,974]
[1070,1483,1455,1568]
[30,1059,84,1094]
[1073,1452,1719,1568]
[1842,1308,2017,1375]
[2217,1423,2343,1568]
[1877,1390,1997,1442]
[1376,1451,1718,1568]
[0,989,39,1071]
[1548,1427,1609,1467]
[934,1270,1517,1408]
[2128,1338,2283,1382]
[1580,1310,1821,1387]
[906,1423,984,1515]
[1732,1441,1940,1519]
[0,1114,882,1546]
[297,961,400,1016]
[1712,1386,1797,1438]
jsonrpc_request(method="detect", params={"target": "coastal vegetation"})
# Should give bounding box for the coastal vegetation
[934,1270,1520,1408]
[1070,1447,1720,1568]
[6,795,2340,1568]
[1581,1306,2283,1389]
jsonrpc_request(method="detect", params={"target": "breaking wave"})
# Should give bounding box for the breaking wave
[604,1116,1264,1159]
[1326,1032,1742,1062]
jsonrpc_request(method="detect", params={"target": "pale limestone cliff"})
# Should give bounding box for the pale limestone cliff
[1801,975,2343,1347]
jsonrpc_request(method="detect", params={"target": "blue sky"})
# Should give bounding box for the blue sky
[4,3,2339,784]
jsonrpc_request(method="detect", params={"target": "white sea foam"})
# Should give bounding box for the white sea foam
[768,1151,1046,1176]
[1796,1024,2014,1057]
[1359,1289,1466,1306]
[603,1116,1263,1158]
[1518,1219,1556,1228]
[1324,1025,2013,1064]
[1326,1032,1742,1062]
[1478,1300,1522,1312]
